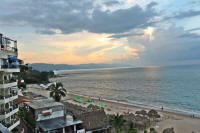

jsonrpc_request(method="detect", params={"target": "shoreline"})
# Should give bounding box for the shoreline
[66,91,200,119]
[26,84,200,133]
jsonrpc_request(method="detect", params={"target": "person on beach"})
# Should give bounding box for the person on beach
[161,106,163,111]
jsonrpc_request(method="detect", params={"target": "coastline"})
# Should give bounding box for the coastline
[66,91,200,119]
[26,84,200,133]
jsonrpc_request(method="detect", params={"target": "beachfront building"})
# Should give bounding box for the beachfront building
[0,33,22,132]
[21,99,85,133]
[64,103,112,133]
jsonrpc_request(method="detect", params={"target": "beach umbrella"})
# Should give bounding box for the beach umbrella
[149,131,158,133]
[135,110,148,116]
[148,109,160,118]
[163,128,175,133]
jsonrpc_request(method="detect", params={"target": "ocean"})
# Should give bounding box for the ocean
[53,65,200,116]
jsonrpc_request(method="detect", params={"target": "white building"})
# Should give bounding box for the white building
[0,33,22,132]
[23,99,85,133]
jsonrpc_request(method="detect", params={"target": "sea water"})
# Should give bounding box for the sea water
[53,65,200,116]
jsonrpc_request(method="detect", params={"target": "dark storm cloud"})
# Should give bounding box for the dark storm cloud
[164,10,200,20]
[87,5,157,33]
[0,0,158,34]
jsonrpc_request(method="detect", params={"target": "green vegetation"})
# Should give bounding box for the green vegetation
[72,96,105,108]
[15,65,54,84]
[18,107,36,127]
[150,128,155,131]
[128,121,138,133]
[49,82,66,102]
[109,113,126,133]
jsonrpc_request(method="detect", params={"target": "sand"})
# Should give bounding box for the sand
[26,84,200,133]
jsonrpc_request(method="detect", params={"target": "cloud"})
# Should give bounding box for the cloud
[108,33,143,39]
[178,33,200,38]
[88,4,157,33]
[146,2,158,9]
[123,26,200,65]
[17,31,125,64]
[103,1,120,6]
[124,45,145,59]
[187,27,200,32]
[0,0,158,34]
[164,10,200,20]
[36,29,56,35]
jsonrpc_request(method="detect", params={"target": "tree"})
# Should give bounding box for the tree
[109,113,125,133]
[49,82,66,102]
[128,121,137,133]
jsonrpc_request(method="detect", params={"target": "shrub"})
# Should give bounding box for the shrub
[150,128,155,131]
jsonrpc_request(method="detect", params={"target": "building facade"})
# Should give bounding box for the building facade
[21,99,85,133]
[0,33,22,132]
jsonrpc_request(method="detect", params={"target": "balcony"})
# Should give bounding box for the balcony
[1,118,20,131]
[0,81,18,88]
[0,105,19,119]
[0,34,18,57]
[0,64,20,73]
[8,119,20,131]
[0,94,18,104]
[77,129,85,133]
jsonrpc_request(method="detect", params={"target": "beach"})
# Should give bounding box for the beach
[26,84,200,133]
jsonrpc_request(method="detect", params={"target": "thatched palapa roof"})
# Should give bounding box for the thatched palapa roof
[63,102,110,131]
[135,110,148,116]
[87,104,100,110]
[163,128,175,133]
[148,109,161,118]
[77,110,110,131]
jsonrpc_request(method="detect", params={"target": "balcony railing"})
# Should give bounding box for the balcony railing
[0,96,18,105]
[0,118,19,129]
[0,104,18,116]
[1,64,19,69]
[0,34,18,53]
[1,46,18,53]
[0,78,17,84]
[0,93,17,99]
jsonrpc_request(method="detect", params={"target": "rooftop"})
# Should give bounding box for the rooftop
[64,102,110,131]
[37,116,82,131]
[25,99,64,110]
[23,92,47,100]
[14,95,35,104]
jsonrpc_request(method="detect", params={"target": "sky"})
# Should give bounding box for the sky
[0,0,200,66]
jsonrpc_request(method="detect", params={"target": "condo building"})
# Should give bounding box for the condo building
[0,33,22,132]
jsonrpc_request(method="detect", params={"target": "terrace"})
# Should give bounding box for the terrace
[0,123,11,133]
[0,88,18,104]
[0,104,19,118]
[0,57,22,72]
[1,64,19,69]
[0,114,20,131]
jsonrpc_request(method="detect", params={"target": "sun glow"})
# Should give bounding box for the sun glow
[144,27,154,41]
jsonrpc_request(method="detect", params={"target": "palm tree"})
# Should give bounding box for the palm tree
[128,121,137,133]
[109,113,125,133]
[49,82,66,102]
